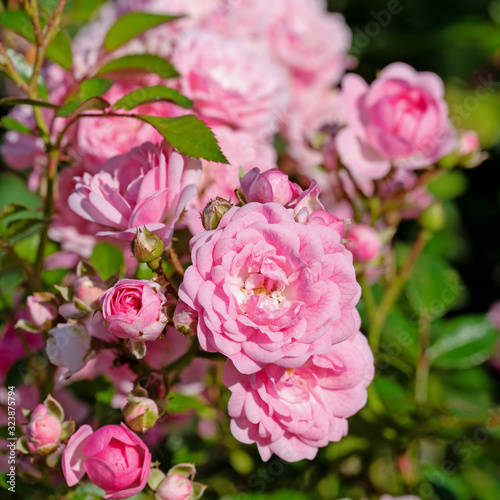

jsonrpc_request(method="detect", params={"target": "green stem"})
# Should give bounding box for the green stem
[360,274,377,325]
[369,230,431,356]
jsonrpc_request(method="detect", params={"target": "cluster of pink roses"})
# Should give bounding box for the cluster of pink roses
[179,169,375,462]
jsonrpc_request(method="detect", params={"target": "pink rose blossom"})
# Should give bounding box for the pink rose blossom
[266,0,352,88]
[26,404,62,454]
[99,279,168,341]
[179,202,360,374]
[68,142,201,243]
[62,423,151,499]
[345,225,382,262]
[336,63,457,181]
[223,325,374,462]
[172,30,289,136]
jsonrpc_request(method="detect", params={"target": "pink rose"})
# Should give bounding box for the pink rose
[336,63,457,180]
[240,168,302,206]
[99,279,168,341]
[155,474,193,500]
[266,0,352,88]
[68,142,201,243]
[26,404,62,454]
[172,30,289,136]
[223,325,374,462]
[62,423,151,499]
[345,225,382,262]
[179,202,360,374]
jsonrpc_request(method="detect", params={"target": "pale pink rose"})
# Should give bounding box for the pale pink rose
[155,474,193,500]
[223,325,374,462]
[47,323,94,377]
[266,0,352,88]
[179,202,360,374]
[68,142,201,243]
[62,423,151,499]
[26,404,62,454]
[184,125,277,235]
[284,86,344,169]
[240,168,302,206]
[337,63,457,181]
[74,276,107,308]
[172,30,289,135]
[456,129,487,168]
[99,279,168,341]
[26,295,58,329]
[345,225,382,262]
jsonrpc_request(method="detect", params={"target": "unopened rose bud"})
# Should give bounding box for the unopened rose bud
[26,404,62,455]
[123,396,159,433]
[240,168,301,206]
[419,203,445,232]
[173,302,198,336]
[26,293,57,329]
[155,473,206,500]
[201,198,233,230]
[74,276,106,309]
[132,228,165,264]
[345,225,382,262]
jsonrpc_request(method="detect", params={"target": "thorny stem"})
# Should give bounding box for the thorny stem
[167,244,185,277]
[368,229,431,356]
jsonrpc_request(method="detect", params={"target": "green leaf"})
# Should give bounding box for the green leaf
[0,10,72,70]
[427,316,499,370]
[56,96,109,118]
[89,242,124,281]
[104,12,183,52]
[403,248,465,318]
[0,116,34,135]
[97,54,179,79]
[113,85,193,110]
[0,97,59,109]
[45,30,73,71]
[78,77,113,100]
[0,173,40,210]
[167,393,206,413]
[428,171,469,200]
[139,115,228,163]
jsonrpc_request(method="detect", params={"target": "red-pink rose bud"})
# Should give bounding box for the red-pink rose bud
[26,404,62,455]
[201,198,233,230]
[345,224,382,262]
[240,168,302,206]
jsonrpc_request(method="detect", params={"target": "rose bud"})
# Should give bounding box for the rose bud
[155,474,206,500]
[26,404,62,455]
[239,168,302,206]
[26,293,58,329]
[345,224,382,262]
[99,279,168,341]
[132,228,165,266]
[62,423,151,499]
[173,301,198,337]
[123,396,159,433]
[47,323,94,377]
[74,276,107,309]
[201,198,233,230]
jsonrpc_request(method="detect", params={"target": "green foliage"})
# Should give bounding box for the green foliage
[96,54,179,79]
[89,242,124,281]
[113,85,193,110]
[104,12,183,52]
[0,116,35,135]
[427,316,499,370]
[139,115,228,163]
[56,96,110,118]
